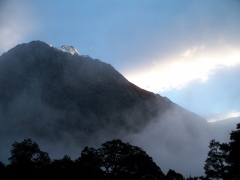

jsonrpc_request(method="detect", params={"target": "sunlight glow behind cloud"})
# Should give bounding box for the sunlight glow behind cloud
[127,45,240,93]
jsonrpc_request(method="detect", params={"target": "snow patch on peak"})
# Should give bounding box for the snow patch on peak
[57,45,80,55]
[46,43,53,47]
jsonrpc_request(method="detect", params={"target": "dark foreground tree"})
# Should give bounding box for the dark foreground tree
[226,123,240,179]
[75,147,104,179]
[78,139,165,180]
[6,139,51,179]
[99,139,165,179]
[2,138,167,179]
[8,139,51,166]
[204,139,228,179]
[204,123,240,180]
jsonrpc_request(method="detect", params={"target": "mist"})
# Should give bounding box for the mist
[123,107,237,176]
[0,99,236,177]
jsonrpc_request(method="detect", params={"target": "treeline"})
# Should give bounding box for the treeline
[0,140,199,180]
[0,123,239,180]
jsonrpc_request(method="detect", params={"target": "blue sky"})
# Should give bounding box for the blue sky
[1,0,240,121]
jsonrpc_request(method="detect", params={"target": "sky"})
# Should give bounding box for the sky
[1,0,240,121]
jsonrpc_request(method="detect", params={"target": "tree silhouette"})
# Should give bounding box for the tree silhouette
[0,138,205,180]
[204,123,240,180]
[74,139,165,179]
[97,139,165,180]
[8,139,51,166]
[204,139,228,179]
[75,147,104,179]
[226,123,240,179]
[7,139,51,179]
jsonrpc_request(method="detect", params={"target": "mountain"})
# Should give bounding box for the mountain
[0,40,210,175]
[0,40,205,139]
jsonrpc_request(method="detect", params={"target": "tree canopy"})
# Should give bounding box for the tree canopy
[204,123,240,180]
[1,138,166,180]
[227,123,240,179]
[8,138,51,167]
[5,139,51,179]
[97,139,165,179]
[204,139,228,179]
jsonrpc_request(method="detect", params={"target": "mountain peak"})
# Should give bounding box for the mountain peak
[5,41,80,56]
[57,45,80,55]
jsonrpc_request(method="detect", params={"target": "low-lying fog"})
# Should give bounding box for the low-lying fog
[0,104,238,177]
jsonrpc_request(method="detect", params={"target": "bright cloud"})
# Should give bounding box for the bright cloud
[126,45,240,93]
